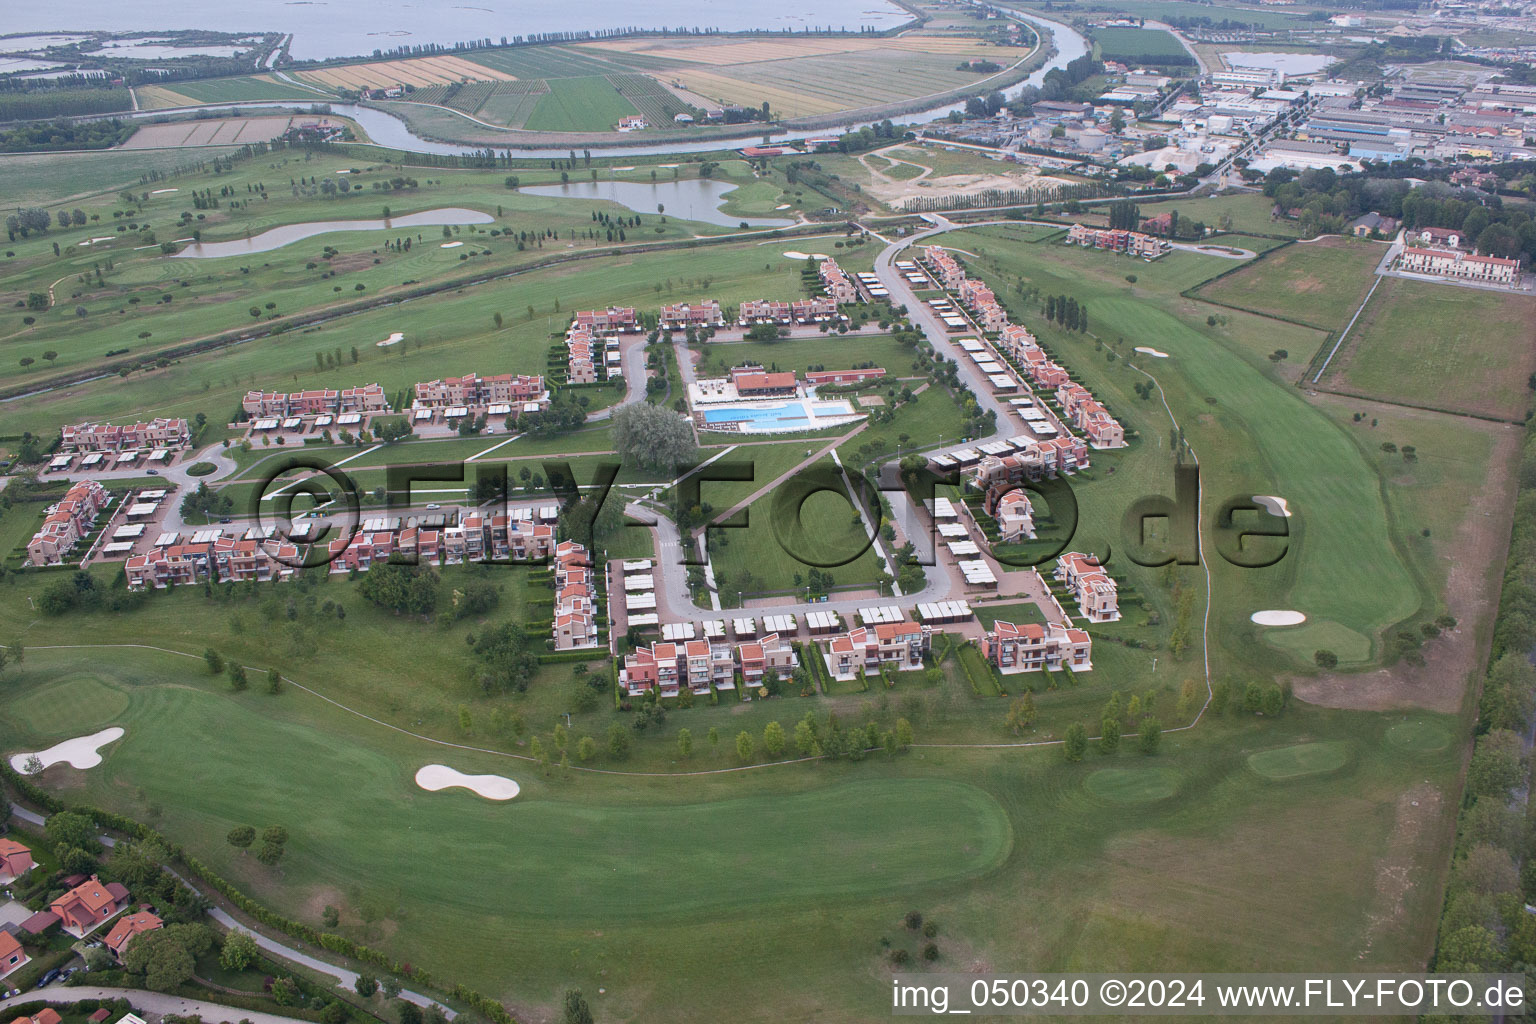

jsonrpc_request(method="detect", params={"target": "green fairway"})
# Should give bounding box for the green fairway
[1084,766,1180,803]
[1262,620,1372,664]
[523,76,641,132]
[7,674,130,733]
[1247,741,1350,779]
[1385,720,1452,753]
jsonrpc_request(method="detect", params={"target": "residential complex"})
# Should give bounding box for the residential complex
[1065,224,1166,259]
[554,541,599,650]
[61,418,190,453]
[1396,246,1520,286]
[980,620,1094,674]
[820,621,933,681]
[27,479,109,565]
[819,258,856,303]
[413,372,550,419]
[1055,551,1121,623]
[125,534,302,589]
[618,632,796,698]
[659,299,725,330]
[241,384,388,419]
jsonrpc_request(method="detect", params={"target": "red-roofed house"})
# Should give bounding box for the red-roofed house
[737,632,797,687]
[980,620,1093,673]
[9,1008,61,1024]
[1055,552,1119,622]
[104,910,163,961]
[0,838,35,883]
[0,931,29,981]
[49,875,129,937]
[820,621,931,681]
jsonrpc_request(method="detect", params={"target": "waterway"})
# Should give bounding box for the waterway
[173,207,492,258]
[5,0,911,61]
[519,179,793,228]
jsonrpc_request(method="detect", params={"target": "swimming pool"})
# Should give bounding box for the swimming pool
[699,399,860,433]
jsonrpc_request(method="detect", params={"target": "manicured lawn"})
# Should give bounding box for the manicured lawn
[1195,237,1383,331]
[1247,740,1350,779]
[0,645,1461,1021]
[1320,277,1536,421]
[523,76,640,132]
[973,601,1048,628]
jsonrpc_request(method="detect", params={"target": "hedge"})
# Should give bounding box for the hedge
[0,763,517,1024]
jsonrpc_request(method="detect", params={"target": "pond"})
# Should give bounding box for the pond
[173,207,493,258]
[518,179,794,229]
[1224,51,1335,76]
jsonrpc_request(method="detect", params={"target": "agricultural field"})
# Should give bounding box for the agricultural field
[135,74,332,109]
[522,76,641,132]
[1090,26,1191,61]
[1318,277,1536,421]
[118,115,351,150]
[296,54,514,91]
[1195,236,1384,331]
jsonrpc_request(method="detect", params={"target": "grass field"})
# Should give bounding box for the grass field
[136,74,332,109]
[1091,27,1191,61]
[522,76,640,132]
[0,645,1462,1020]
[1195,238,1383,332]
[1320,277,1536,421]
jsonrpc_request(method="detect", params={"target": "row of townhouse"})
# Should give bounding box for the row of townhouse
[986,485,1036,542]
[1397,245,1520,285]
[821,621,932,681]
[125,535,301,589]
[240,384,388,419]
[326,513,556,571]
[819,258,857,303]
[27,479,109,565]
[659,299,725,330]
[924,246,966,289]
[413,372,549,412]
[958,277,1011,332]
[970,434,1090,489]
[554,541,600,650]
[979,619,1094,674]
[1056,383,1126,448]
[1065,223,1165,259]
[620,631,799,697]
[565,324,599,384]
[1054,551,1120,622]
[572,306,640,335]
[739,296,840,324]
[61,418,190,453]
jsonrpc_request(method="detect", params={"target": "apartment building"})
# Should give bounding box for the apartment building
[126,535,300,589]
[740,299,793,323]
[738,631,797,687]
[554,541,599,650]
[572,306,640,335]
[819,258,856,303]
[414,372,548,411]
[970,435,1090,489]
[621,638,738,697]
[804,367,885,386]
[565,326,598,384]
[976,301,1009,332]
[988,486,1036,542]
[821,621,932,681]
[1054,551,1120,622]
[980,620,1093,674]
[27,479,108,565]
[1398,246,1520,285]
[240,385,387,419]
[959,278,995,310]
[1066,224,1165,259]
[659,300,725,329]
[923,246,966,288]
[791,295,839,322]
[61,418,191,453]
[999,324,1038,361]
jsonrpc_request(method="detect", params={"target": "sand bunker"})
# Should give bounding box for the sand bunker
[150,188,179,194]
[440,241,463,249]
[1134,347,1169,358]
[1253,495,1291,517]
[1251,610,1306,626]
[11,727,124,773]
[415,764,519,801]
[775,204,791,210]
[78,237,116,246]
[376,332,404,347]
[782,250,810,259]
[658,163,678,168]
[611,166,635,171]
[810,252,829,260]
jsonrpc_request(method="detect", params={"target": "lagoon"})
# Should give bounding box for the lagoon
[173,207,492,258]
[519,179,793,229]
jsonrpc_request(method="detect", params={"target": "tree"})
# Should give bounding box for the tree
[322,905,340,928]
[577,735,597,762]
[397,1001,424,1024]
[763,720,786,756]
[382,978,402,999]
[220,930,260,971]
[46,810,98,851]
[611,402,697,471]
[607,721,631,758]
[676,727,693,759]
[257,824,289,866]
[356,975,379,998]
[1099,717,1120,754]
[1467,730,1524,798]
[468,622,537,694]
[894,717,913,750]
[227,662,248,691]
[1063,723,1087,762]
[204,648,224,674]
[794,716,819,755]
[226,825,256,852]
[124,926,200,991]
[736,730,755,762]
[563,990,595,1024]
[267,667,283,694]
[1138,717,1162,754]
[1314,649,1337,669]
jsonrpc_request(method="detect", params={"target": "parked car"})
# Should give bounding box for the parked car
[426,503,441,510]
[219,518,232,524]
[36,968,61,989]
[146,469,159,475]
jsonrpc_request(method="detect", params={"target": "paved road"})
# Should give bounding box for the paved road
[2,987,320,1024]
